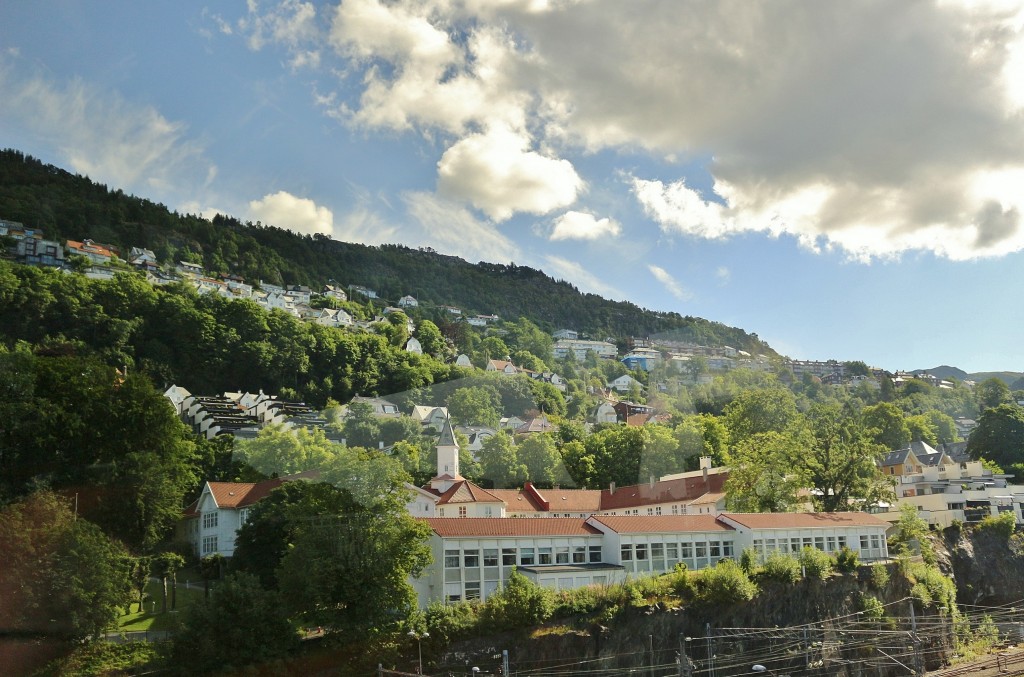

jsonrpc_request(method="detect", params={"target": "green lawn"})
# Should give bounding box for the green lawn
[116,570,209,633]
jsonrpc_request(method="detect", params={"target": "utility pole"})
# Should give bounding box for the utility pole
[706,623,715,677]
[910,601,924,676]
[649,634,655,677]
[502,649,509,676]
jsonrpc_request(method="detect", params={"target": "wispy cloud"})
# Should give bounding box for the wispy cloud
[647,264,692,301]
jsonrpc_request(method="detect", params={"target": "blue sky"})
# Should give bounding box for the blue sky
[2,1,1023,374]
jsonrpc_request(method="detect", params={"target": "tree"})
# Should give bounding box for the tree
[977,377,1012,411]
[0,491,133,641]
[722,388,800,445]
[170,572,298,674]
[416,319,449,359]
[862,402,912,451]
[235,425,340,477]
[968,404,1024,473]
[154,552,186,613]
[477,432,527,488]
[906,414,938,445]
[447,385,502,428]
[725,431,807,512]
[803,404,893,512]
[518,434,572,488]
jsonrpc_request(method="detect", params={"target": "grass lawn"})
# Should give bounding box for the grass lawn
[116,568,210,633]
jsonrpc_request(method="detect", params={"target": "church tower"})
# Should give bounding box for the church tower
[430,417,462,493]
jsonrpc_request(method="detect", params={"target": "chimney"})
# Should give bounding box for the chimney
[609,481,616,495]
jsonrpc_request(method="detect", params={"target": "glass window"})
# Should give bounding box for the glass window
[838,536,848,549]
[464,550,480,567]
[445,550,460,568]
[502,548,517,565]
[695,542,707,559]
[860,535,870,550]
[753,539,763,553]
[203,512,218,529]
[484,549,499,567]
[724,541,734,558]
[458,506,467,518]
[589,545,602,563]
[681,543,693,559]
[647,507,654,515]
[652,543,665,559]
[539,547,553,565]
[826,536,836,552]
[667,543,678,559]
[620,545,633,561]
[520,548,535,565]
[573,546,587,563]
[870,535,881,549]
[556,547,570,564]
[765,539,776,551]
[635,544,648,560]
[802,537,813,550]
[791,538,801,553]
[709,541,721,558]
[465,582,481,600]
[815,537,825,551]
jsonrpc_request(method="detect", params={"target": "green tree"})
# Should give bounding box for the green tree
[725,431,807,512]
[518,434,572,488]
[977,377,1012,411]
[153,552,187,613]
[477,432,527,488]
[862,402,912,451]
[967,404,1024,473]
[906,414,939,445]
[170,572,298,674]
[416,319,449,359]
[0,491,133,641]
[804,404,893,512]
[235,425,340,477]
[723,388,800,445]
[447,385,502,428]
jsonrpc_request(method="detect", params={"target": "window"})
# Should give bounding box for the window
[791,538,801,553]
[484,506,493,517]
[753,539,764,554]
[520,548,535,565]
[695,542,707,559]
[802,537,813,550]
[765,538,776,552]
[464,550,480,567]
[573,546,587,563]
[723,541,734,558]
[681,543,693,559]
[589,545,602,562]
[870,535,881,550]
[815,537,825,551]
[621,545,633,561]
[203,511,218,529]
[239,508,249,525]
[539,547,553,565]
[439,508,445,517]
[838,536,848,549]
[860,535,870,550]
[502,548,517,565]
[635,543,648,560]
[826,536,836,552]
[202,535,218,555]
[667,543,678,559]
[672,504,679,515]
[459,506,467,518]
[465,582,481,600]
[655,506,662,515]
[556,547,570,564]
[445,550,460,568]
[484,549,499,567]
[709,541,721,558]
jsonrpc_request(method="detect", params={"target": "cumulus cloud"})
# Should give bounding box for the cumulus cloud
[437,125,583,221]
[248,190,334,236]
[647,264,692,301]
[549,211,620,240]
[0,58,214,202]
[240,0,1024,259]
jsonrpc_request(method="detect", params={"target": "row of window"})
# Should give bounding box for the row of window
[444,545,603,569]
[750,534,885,555]
[438,506,496,517]
[620,540,735,562]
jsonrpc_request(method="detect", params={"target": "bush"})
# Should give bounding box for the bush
[425,599,481,644]
[759,553,801,584]
[977,511,1016,539]
[480,569,553,631]
[552,585,603,617]
[834,546,859,573]
[870,563,890,591]
[859,594,886,621]
[695,559,758,605]
[739,547,759,574]
[907,562,957,614]
[798,547,834,580]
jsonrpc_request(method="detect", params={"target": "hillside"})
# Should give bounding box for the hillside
[916,365,1024,388]
[0,149,773,355]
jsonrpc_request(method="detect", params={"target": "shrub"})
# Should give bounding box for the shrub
[695,559,757,605]
[739,547,759,574]
[870,563,890,591]
[759,553,801,584]
[947,519,964,538]
[859,594,886,621]
[670,568,697,601]
[977,511,1016,540]
[834,546,859,573]
[480,569,553,631]
[552,586,603,617]
[798,547,834,580]
[907,562,957,614]
[425,599,481,644]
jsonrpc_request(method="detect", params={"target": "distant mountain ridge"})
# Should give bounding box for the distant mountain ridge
[914,366,1023,388]
[0,149,773,355]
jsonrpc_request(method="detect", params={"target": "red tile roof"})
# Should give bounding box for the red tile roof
[423,518,601,537]
[600,472,728,511]
[204,470,320,509]
[720,512,890,529]
[489,487,603,513]
[588,515,732,534]
[436,480,504,505]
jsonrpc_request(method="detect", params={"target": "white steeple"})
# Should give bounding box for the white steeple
[430,417,462,493]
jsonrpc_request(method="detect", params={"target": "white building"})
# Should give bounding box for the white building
[553,339,618,361]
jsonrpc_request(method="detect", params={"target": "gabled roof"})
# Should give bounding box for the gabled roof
[436,480,503,505]
[201,470,320,510]
[879,448,914,467]
[719,512,889,529]
[489,487,602,513]
[600,472,728,511]
[588,514,731,534]
[423,517,601,537]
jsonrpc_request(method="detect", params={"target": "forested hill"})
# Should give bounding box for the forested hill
[0,149,771,353]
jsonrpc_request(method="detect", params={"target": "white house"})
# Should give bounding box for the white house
[486,360,519,375]
[405,337,423,354]
[411,405,449,431]
[455,354,473,368]
[398,295,419,308]
[608,374,643,393]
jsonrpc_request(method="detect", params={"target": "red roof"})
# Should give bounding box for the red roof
[589,515,732,534]
[423,518,601,537]
[600,472,728,511]
[489,487,602,513]
[203,470,320,509]
[720,512,890,529]
[436,480,504,505]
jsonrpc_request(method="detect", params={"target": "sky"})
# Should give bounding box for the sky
[1,1,1023,375]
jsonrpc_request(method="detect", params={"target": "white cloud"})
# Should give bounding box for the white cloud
[248,190,334,236]
[240,0,319,51]
[0,58,214,202]
[403,191,518,264]
[241,0,1024,259]
[437,125,583,221]
[550,210,620,240]
[647,264,692,301]
[543,255,625,299]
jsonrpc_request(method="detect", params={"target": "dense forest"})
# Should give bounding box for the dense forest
[0,149,772,352]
